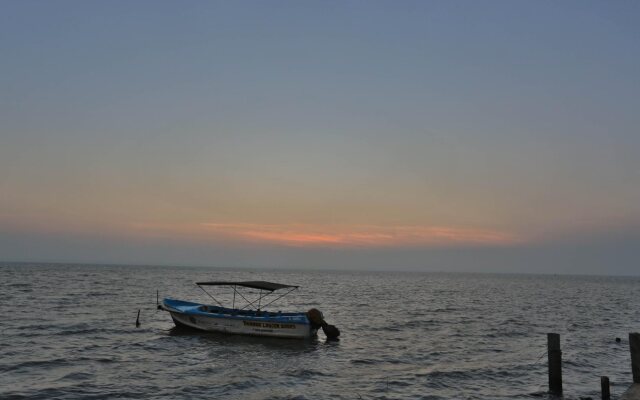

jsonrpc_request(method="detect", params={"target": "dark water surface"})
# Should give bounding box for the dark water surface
[1,263,639,399]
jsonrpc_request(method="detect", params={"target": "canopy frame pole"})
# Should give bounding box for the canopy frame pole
[240,291,274,311]
[193,282,300,310]
[232,285,236,309]
[197,285,224,307]
[260,287,298,309]
[234,288,254,310]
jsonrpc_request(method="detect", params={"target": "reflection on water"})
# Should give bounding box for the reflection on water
[167,325,326,353]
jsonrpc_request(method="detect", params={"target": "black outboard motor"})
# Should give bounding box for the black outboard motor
[307,308,340,340]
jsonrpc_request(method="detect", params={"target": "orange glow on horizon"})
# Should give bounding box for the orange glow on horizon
[191,223,521,248]
[0,215,521,248]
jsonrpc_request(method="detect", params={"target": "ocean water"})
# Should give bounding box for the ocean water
[1,263,639,399]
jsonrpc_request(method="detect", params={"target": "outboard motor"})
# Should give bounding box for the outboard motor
[307,308,340,340]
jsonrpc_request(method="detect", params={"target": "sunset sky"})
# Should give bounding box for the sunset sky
[1,1,639,274]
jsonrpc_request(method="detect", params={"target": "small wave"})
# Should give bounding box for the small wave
[7,283,31,288]
[73,356,116,364]
[86,292,115,297]
[378,326,403,332]
[12,324,59,332]
[380,379,412,388]
[263,395,309,400]
[393,319,440,329]
[5,387,146,400]
[49,324,129,337]
[285,368,332,378]
[57,371,94,381]
[351,358,379,365]
[53,327,109,336]
[528,390,550,397]
[417,369,473,380]
[431,307,460,313]
[216,380,260,394]
[0,358,70,373]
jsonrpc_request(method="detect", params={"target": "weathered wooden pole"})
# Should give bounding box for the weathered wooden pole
[631,332,640,384]
[601,376,610,400]
[548,333,563,396]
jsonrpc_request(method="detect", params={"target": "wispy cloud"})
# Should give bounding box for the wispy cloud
[193,223,521,247]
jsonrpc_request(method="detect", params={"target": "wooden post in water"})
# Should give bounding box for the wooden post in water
[548,333,563,396]
[601,376,610,400]
[631,332,640,384]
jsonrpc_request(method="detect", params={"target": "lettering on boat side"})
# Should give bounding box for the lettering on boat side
[242,321,296,329]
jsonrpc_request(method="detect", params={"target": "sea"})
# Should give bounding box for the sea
[1,263,639,399]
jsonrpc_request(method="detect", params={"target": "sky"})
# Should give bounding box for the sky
[1,1,639,274]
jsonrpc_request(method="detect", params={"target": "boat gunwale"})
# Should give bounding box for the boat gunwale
[162,298,311,325]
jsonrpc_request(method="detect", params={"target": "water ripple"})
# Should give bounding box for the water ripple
[1,264,639,399]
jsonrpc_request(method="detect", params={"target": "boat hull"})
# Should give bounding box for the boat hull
[162,299,316,339]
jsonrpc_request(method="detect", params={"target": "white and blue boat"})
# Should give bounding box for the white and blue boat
[158,281,340,340]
